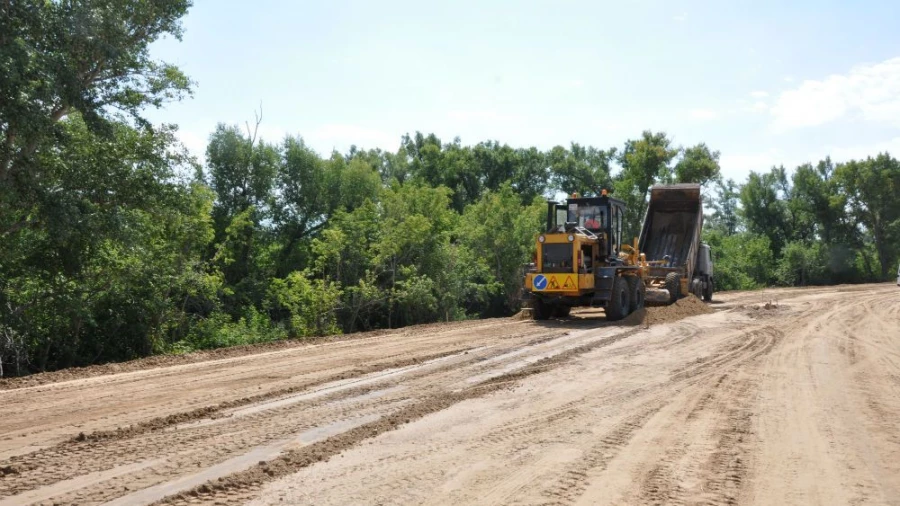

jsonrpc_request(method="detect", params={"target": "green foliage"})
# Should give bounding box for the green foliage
[459,185,545,313]
[703,231,774,290]
[268,271,342,338]
[206,123,279,223]
[834,153,900,278]
[674,143,721,185]
[0,115,217,372]
[739,167,792,256]
[708,178,740,235]
[0,0,193,191]
[775,241,825,286]
[181,308,286,351]
[549,143,616,197]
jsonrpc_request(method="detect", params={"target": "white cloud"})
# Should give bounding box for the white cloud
[253,124,289,144]
[689,108,718,121]
[175,129,207,157]
[719,149,793,176]
[673,13,687,22]
[572,79,585,88]
[822,136,900,162]
[719,138,900,180]
[750,90,769,99]
[770,56,900,132]
[783,76,794,83]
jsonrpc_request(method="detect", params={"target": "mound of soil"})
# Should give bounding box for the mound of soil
[623,295,713,327]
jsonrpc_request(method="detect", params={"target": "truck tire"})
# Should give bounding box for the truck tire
[703,277,714,302]
[606,276,631,321]
[627,276,645,310]
[532,298,554,320]
[665,272,682,304]
[553,305,571,318]
[690,278,702,298]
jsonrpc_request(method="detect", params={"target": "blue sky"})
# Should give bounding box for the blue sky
[146,0,900,181]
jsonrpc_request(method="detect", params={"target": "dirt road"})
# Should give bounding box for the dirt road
[1,284,899,505]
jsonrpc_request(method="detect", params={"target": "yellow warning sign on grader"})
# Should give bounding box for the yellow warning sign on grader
[531,274,577,292]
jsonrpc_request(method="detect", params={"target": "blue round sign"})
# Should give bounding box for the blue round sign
[533,274,548,290]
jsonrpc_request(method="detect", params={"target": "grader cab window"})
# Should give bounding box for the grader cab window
[567,204,606,232]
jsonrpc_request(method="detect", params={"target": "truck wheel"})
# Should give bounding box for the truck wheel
[532,298,554,320]
[606,276,631,321]
[553,306,571,318]
[665,272,682,304]
[703,277,713,302]
[627,276,645,310]
[690,278,702,298]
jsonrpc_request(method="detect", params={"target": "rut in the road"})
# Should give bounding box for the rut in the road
[154,329,644,506]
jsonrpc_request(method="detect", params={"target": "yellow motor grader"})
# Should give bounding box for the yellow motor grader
[523,184,712,320]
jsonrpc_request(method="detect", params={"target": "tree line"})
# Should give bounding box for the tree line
[1,1,898,375]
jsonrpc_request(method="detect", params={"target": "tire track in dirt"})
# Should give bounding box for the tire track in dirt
[0,319,512,391]
[230,284,899,506]
[0,348,472,485]
[502,322,783,506]
[0,319,547,462]
[631,321,786,506]
[0,324,636,505]
[536,403,669,506]
[146,328,646,506]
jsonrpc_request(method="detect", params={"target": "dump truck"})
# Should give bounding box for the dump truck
[522,184,713,321]
[522,190,646,321]
[638,183,714,303]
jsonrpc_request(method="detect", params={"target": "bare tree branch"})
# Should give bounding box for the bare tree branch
[245,102,263,147]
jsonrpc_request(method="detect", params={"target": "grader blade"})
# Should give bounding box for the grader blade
[644,288,672,306]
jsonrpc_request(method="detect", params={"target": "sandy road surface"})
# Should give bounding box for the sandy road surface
[1,284,899,505]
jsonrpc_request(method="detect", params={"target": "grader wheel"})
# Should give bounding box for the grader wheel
[606,276,631,321]
[665,272,682,304]
[627,276,645,310]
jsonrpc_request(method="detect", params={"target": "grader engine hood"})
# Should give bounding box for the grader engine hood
[524,233,597,296]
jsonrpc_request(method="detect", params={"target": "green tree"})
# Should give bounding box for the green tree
[1,0,193,214]
[703,231,774,290]
[835,153,900,279]
[205,121,279,227]
[0,115,215,372]
[615,131,680,239]
[267,271,342,337]
[708,178,740,235]
[459,185,546,313]
[549,143,616,197]
[674,143,721,185]
[739,166,792,256]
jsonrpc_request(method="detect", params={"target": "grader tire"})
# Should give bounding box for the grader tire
[606,276,631,321]
[665,272,682,304]
[553,305,571,318]
[627,276,645,311]
[532,298,554,320]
